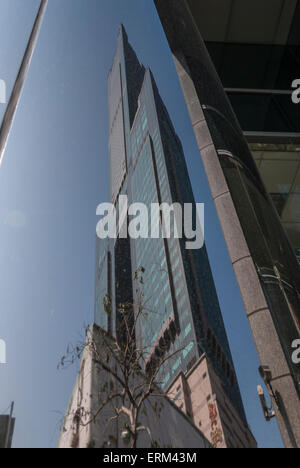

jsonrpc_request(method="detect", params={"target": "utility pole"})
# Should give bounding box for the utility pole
[0,0,48,166]
[4,401,14,448]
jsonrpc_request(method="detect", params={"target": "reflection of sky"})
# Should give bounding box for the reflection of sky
[0,0,283,448]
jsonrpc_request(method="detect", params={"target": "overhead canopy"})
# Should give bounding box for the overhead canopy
[186,0,300,45]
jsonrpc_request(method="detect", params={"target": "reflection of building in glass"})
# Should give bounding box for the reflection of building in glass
[181,0,300,263]
[93,26,256,448]
[171,0,300,261]
[199,0,300,263]
[178,0,300,262]
[251,144,300,263]
[154,0,300,448]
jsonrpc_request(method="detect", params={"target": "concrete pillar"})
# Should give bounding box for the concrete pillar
[154,0,300,448]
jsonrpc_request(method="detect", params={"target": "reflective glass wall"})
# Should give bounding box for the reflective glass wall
[250,144,300,264]
[205,43,300,133]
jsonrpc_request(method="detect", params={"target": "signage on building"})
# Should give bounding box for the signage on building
[208,403,223,448]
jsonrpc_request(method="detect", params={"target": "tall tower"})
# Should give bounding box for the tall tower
[95,26,256,448]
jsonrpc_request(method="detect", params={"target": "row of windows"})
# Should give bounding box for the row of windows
[133,134,180,353]
[222,399,251,445]
[175,282,185,299]
[183,323,192,338]
[183,341,195,359]
[173,269,182,285]
[159,332,197,391]
[152,130,172,205]
[207,329,236,387]
[132,139,173,350]
[133,127,198,385]
[177,295,187,310]
[131,104,148,166]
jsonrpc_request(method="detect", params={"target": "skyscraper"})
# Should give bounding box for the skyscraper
[95,26,256,448]
[154,0,300,448]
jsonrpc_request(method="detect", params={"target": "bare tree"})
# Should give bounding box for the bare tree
[59,267,185,449]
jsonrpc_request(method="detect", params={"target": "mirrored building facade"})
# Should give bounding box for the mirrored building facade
[94,26,256,448]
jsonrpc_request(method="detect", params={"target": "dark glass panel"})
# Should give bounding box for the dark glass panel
[206,42,300,91]
[228,93,298,133]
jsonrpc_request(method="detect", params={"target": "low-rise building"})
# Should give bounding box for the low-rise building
[58,325,211,449]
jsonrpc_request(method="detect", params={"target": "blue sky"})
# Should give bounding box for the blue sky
[0,0,283,448]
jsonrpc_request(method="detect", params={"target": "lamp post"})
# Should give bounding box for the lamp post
[0,0,48,166]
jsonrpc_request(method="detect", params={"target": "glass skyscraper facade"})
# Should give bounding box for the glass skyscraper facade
[95,25,256,448]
